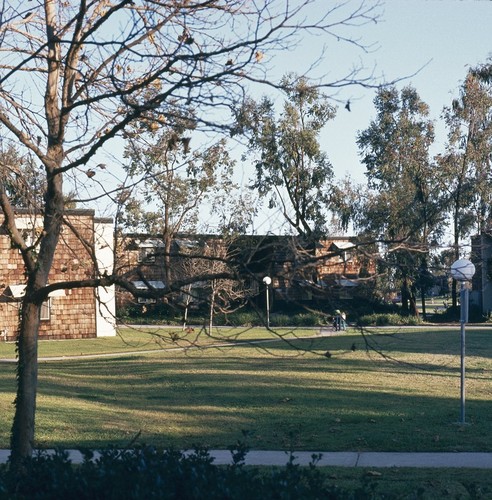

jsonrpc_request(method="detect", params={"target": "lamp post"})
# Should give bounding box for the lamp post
[262,276,272,328]
[450,258,476,425]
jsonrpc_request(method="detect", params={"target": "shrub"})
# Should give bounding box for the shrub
[269,313,291,326]
[291,312,324,327]
[358,313,423,327]
[221,310,263,327]
[1,446,350,499]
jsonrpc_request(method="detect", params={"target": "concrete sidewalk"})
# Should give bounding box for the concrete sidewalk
[1,450,492,468]
[209,451,492,468]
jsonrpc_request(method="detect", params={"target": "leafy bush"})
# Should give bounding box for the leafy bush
[219,310,263,327]
[358,313,423,327]
[1,446,352,499]
[291,312,325,327]
[269,313,294,326]
[118,302,332,328]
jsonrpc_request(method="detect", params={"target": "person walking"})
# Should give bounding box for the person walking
[334,310,341,331]
[341,311,347,330]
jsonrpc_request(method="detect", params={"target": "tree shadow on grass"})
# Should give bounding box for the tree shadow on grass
[10,349,490,452]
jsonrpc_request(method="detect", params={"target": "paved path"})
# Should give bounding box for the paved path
[207,450,492,468]
[1,450,492,468]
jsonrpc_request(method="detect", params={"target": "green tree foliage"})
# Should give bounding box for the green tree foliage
[122,135,235,235]
[438,61,492,307]
[440,64,492,242]
[239,75,341,237]
[356,86,445,315]
[471,58,492,84]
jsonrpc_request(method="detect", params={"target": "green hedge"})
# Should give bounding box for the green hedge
[271,312,325,327]
[358,313,423,327]
[1,446,355,499]
[119,309,328,328]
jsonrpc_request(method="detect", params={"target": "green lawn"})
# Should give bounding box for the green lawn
[0,326,317,359]
[0,326,491,453]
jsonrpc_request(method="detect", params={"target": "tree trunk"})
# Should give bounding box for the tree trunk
[10,301,42,468]
[401,278,410,313]
[164,235,172,290]
[420,289,426,320]
[9,166,63,466]
[208,282,216,334]
[182,303,189,331]
[409,295,419,317]
[452,213,460,309]
[410,284,419,317]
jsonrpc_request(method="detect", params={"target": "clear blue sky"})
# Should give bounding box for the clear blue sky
[320,0,492,184]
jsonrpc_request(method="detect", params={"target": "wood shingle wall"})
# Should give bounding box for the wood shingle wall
[115,234,376,311]
[0,210,115,341]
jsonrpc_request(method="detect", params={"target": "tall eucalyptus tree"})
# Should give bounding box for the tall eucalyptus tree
[356,86,445,316]
[439,62,492,307]
[240,75,339,238]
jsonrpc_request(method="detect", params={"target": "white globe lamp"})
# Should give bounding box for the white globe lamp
[450,259,475,282]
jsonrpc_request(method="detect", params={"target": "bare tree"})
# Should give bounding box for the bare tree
[0,0,383,466]
[201,239,253,333]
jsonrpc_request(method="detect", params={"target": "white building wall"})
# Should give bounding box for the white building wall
[94,219,116,337]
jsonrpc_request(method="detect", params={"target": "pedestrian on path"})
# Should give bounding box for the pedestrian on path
[333,310,341,331]
[340,311,347,330]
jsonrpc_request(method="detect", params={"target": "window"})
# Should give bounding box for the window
[137,247,155,264]
[329,242,354,263]
[341,250,353,263]
[20,228,42,253]
[138,297,157,305]
[40,299,51,321]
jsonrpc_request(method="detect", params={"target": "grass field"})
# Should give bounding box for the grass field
[1,325,491,498]
[0,325,491,455]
